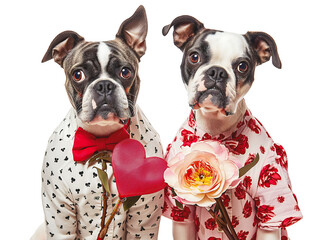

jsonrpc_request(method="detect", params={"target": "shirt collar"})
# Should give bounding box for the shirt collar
[186,108,252,141]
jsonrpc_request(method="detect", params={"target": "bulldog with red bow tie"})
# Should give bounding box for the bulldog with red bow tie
[32,6,164,240]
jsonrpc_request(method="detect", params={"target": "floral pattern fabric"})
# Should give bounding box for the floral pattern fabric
[163,108,302,240]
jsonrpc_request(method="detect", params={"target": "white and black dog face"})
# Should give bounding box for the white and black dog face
[42,6,148,125]
[163,16,281,115]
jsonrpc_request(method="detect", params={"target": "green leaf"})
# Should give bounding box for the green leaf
[170,187,184,209]
[170,187,177,197]
[175,199,184,210]
[88,151,111,166]
[94,167,110,194]
[123,196,141,211]
[239,153,260,178]
[102,159,107,171]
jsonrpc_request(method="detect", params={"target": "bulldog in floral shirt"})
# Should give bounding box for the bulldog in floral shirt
[163,107,302,240]
[161,15,302,240]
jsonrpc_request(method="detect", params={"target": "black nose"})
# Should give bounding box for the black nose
[94,80,115,95]
[207,67,228,81]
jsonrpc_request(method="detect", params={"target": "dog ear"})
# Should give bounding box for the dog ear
[162,15,205,50]
[42,31,84,67]
[245,31,282,69]
[116,5,148,59]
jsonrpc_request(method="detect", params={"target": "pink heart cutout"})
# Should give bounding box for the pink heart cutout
[112,139,167,198]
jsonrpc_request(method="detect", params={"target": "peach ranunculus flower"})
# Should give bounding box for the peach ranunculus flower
[164,140,241,207]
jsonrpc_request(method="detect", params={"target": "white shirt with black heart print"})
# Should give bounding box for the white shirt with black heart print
[41,105,164,240]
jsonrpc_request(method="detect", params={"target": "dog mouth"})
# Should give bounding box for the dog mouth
[82,100,130,125]
[192,88,227,107]
[190,88,233,116]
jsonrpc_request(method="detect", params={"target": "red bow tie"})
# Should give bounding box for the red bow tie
[72,123,130,162]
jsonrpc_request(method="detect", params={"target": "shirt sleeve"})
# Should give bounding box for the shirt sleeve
[125,190,164,240]
[41,136,78,239]
[253,144,303,230]
[162,186,196,223]
[162,134,196,223]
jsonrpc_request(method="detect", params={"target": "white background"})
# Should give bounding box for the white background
[0,0,324,239]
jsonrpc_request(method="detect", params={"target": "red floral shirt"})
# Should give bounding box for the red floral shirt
[163,109,302,240]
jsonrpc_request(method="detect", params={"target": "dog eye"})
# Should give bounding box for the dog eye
[189,52,200,64]
[120,67,132,79]
[237,62,249,73]
[73,70,85,82]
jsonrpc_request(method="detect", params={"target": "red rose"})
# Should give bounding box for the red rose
[277,196,285,203]
[164,186,171,197]
[165,143,172,157]
[280,217,301,228]
[274,144,288,170]
[243,200,252,218]
[180,129,199,147]
[217,134,226,141]
[251,233,257,240]
[242,176,252,190]
[205,218,217,230]
[255,117,271,138]
[235,183,246,200]
[295,204,301,211]
[245,153,256,166]
[260,146,265,154]
[201,132,213,141]
[170,206,191,222]
[248,118,261,134]
[221,193,231,208]
[194,214,200,232]
[232,216,239,228]
[188,110,196,128]
[237,120,245,129]
[237,230,249,240]
[253,215,259,227]
[228,133,249,155]
[256,205,275,223]
[259,164,282,188]
[254,197,260,207]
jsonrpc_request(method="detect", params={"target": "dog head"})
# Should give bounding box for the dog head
[42,6,148,125]
[163,16,281,115]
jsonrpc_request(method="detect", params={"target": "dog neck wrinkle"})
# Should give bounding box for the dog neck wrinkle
[195,100,247,137]
[77,120,124,138]
[84,125,124,137]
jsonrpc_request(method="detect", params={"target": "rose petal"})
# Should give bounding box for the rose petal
[168,151,186,167]
[228,178,241,188]
[195,195,216,208]
[191,142,216,154]
[164,168,178,187]
[207,141,229,161]
[206,179,227,198]
[222,160,239,182]
[176,190,205,203]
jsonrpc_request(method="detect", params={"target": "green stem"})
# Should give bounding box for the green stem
[208,209,233,240]
[216,198,239,240]
[97,199,123,240]
[100,187,108,229]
